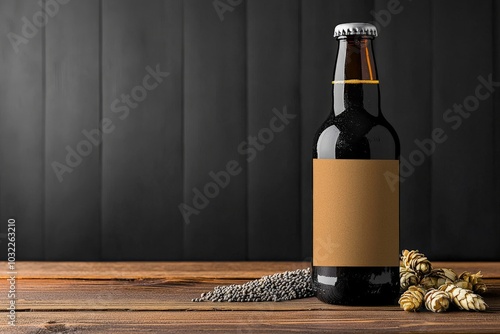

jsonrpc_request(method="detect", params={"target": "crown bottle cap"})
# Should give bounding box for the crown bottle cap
[334,22,378,38]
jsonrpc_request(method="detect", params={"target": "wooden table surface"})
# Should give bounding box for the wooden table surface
[0,262,499,333]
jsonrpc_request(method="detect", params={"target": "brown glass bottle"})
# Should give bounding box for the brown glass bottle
[312,23,400,305]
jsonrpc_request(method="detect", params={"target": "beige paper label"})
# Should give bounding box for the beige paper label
[313,159,399,267]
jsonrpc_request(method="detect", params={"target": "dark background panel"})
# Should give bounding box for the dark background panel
[45,0,101,260]
[374,0,433,253]
[431,0,497,260]
[0,0,499,261]
[300,0,374,261]
[495,0,500,248]
[183,0,248,259]
[247,0,301,260]
[101,0,183,260]
[0,0,45,260]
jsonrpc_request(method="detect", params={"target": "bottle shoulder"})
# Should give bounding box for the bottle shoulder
[313,109,399,159]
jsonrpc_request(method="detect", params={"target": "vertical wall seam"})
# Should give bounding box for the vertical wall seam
[244,0,250,260]
[429,0,434,255]
[180,0,185,260]
[181,0,187,260]
[492,0,498,224]
[98,0,103,260]
[297,0,303,260]
[41,0,47,260]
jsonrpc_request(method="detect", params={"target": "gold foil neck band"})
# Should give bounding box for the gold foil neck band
[332,79,380,84]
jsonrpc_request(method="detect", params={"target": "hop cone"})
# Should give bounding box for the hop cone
[439,284,488,311]
[457,271,487,294]
[420,268,457,290]
[399,286,426,312]
[401,249,432,275]
[424,289,450,313]
[400,267,419,291]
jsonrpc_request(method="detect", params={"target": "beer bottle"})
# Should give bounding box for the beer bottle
[312,22,400,305]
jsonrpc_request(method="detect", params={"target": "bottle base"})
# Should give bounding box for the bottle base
[312,266,400,306]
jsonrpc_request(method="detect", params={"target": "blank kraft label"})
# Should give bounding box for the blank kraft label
[313,159,399,267]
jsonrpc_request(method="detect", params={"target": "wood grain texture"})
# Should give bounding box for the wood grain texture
[3,310,500,334]
[299,0,374,260]
[0,262,498,333]
[3,261,500,279]
[431,0,496,260]
[101,0,183,260]
[8,277,499,311]
[374,0,433,254]
[44,0,101,260]
[247,0,301,260]
[0,0,44,260]
[5,261,309,279]
[183,0,247,259]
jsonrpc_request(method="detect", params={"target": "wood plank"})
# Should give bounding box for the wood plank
[0,262,499,333]
[0,278,315,311]
[4,261,309,279]
[0,0,44,259]
[44,0,100,260]
[2,309,500,333]
[5,277,500,311]
[247,0,301,260]
[300,0,374,260]
[3,261,499,279]
[374,0,433,254]
[183,0,247,259]
[101,0,183,260]
[431,0,496,260]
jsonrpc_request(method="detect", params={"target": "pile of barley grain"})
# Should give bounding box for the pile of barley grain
[192,268,314,302]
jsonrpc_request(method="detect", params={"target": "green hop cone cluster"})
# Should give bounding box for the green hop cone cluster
[455,271,487,294]
[439,283,488,311]
[424,289,450,313]
[399,286,426,312]
[398,249,488,312]
[419,268,457,290]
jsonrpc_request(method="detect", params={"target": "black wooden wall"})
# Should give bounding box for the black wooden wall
[0,0,499,261]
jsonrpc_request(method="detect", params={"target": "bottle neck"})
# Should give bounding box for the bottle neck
[332,36,380,116]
